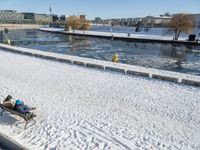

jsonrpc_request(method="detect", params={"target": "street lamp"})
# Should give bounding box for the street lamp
[194,15,200,42]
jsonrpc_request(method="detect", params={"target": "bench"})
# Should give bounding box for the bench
[0,104,36,129]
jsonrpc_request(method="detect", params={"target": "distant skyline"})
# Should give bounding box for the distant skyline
[0,0,199,19]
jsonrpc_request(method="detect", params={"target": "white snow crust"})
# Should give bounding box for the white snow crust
[0,50,200,150]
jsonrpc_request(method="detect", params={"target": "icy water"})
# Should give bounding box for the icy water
[5,28,200,76]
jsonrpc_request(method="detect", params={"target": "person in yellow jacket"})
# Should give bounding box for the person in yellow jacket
[112,53,119,63]
[3,28,11,45]
[0,30,3,43]
[4,38,11,45]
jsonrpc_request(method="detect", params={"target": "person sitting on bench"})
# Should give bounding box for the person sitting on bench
[3,95,15,109]
[14,99,36,114]
[3,95,35,114]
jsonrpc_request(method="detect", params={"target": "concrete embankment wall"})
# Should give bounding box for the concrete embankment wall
[0,24,39,30]
[0,133,27,150]
[0,43,200,87]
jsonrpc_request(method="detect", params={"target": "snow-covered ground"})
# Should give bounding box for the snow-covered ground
[0,49,200,150]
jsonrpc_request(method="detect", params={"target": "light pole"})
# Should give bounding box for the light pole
[49,0,52,27]
[49,0,52,15]
[195,15,200,42]
[195,16,199,35]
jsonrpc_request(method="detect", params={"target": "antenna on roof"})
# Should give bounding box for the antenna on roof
[49,6,52,15]
[195,16,199,36]
[49,0,52,15]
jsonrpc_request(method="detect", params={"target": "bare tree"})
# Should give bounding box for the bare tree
[80,21,90,31]
[65,15,90,31]
[65,16,81,31]
[168,14,194,40]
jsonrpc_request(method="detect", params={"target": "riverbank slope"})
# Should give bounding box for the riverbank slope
[0,49,199,149]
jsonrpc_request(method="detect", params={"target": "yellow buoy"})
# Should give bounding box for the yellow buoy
[112,53,119,63]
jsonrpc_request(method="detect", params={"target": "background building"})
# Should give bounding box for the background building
[0,10,24,23]
[0,10,53,24]
[93,13,199,28]
[35,14,52,23]
[141,16,171,27]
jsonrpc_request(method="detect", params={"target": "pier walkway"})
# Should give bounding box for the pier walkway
[39,28,200,45]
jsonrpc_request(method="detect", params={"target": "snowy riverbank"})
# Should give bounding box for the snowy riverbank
[0,49,200,149]
[0,43,200,86]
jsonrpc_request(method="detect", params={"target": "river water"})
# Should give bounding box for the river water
[5,27,200,76]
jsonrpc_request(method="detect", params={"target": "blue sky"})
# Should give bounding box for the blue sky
[0,0,199,19]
